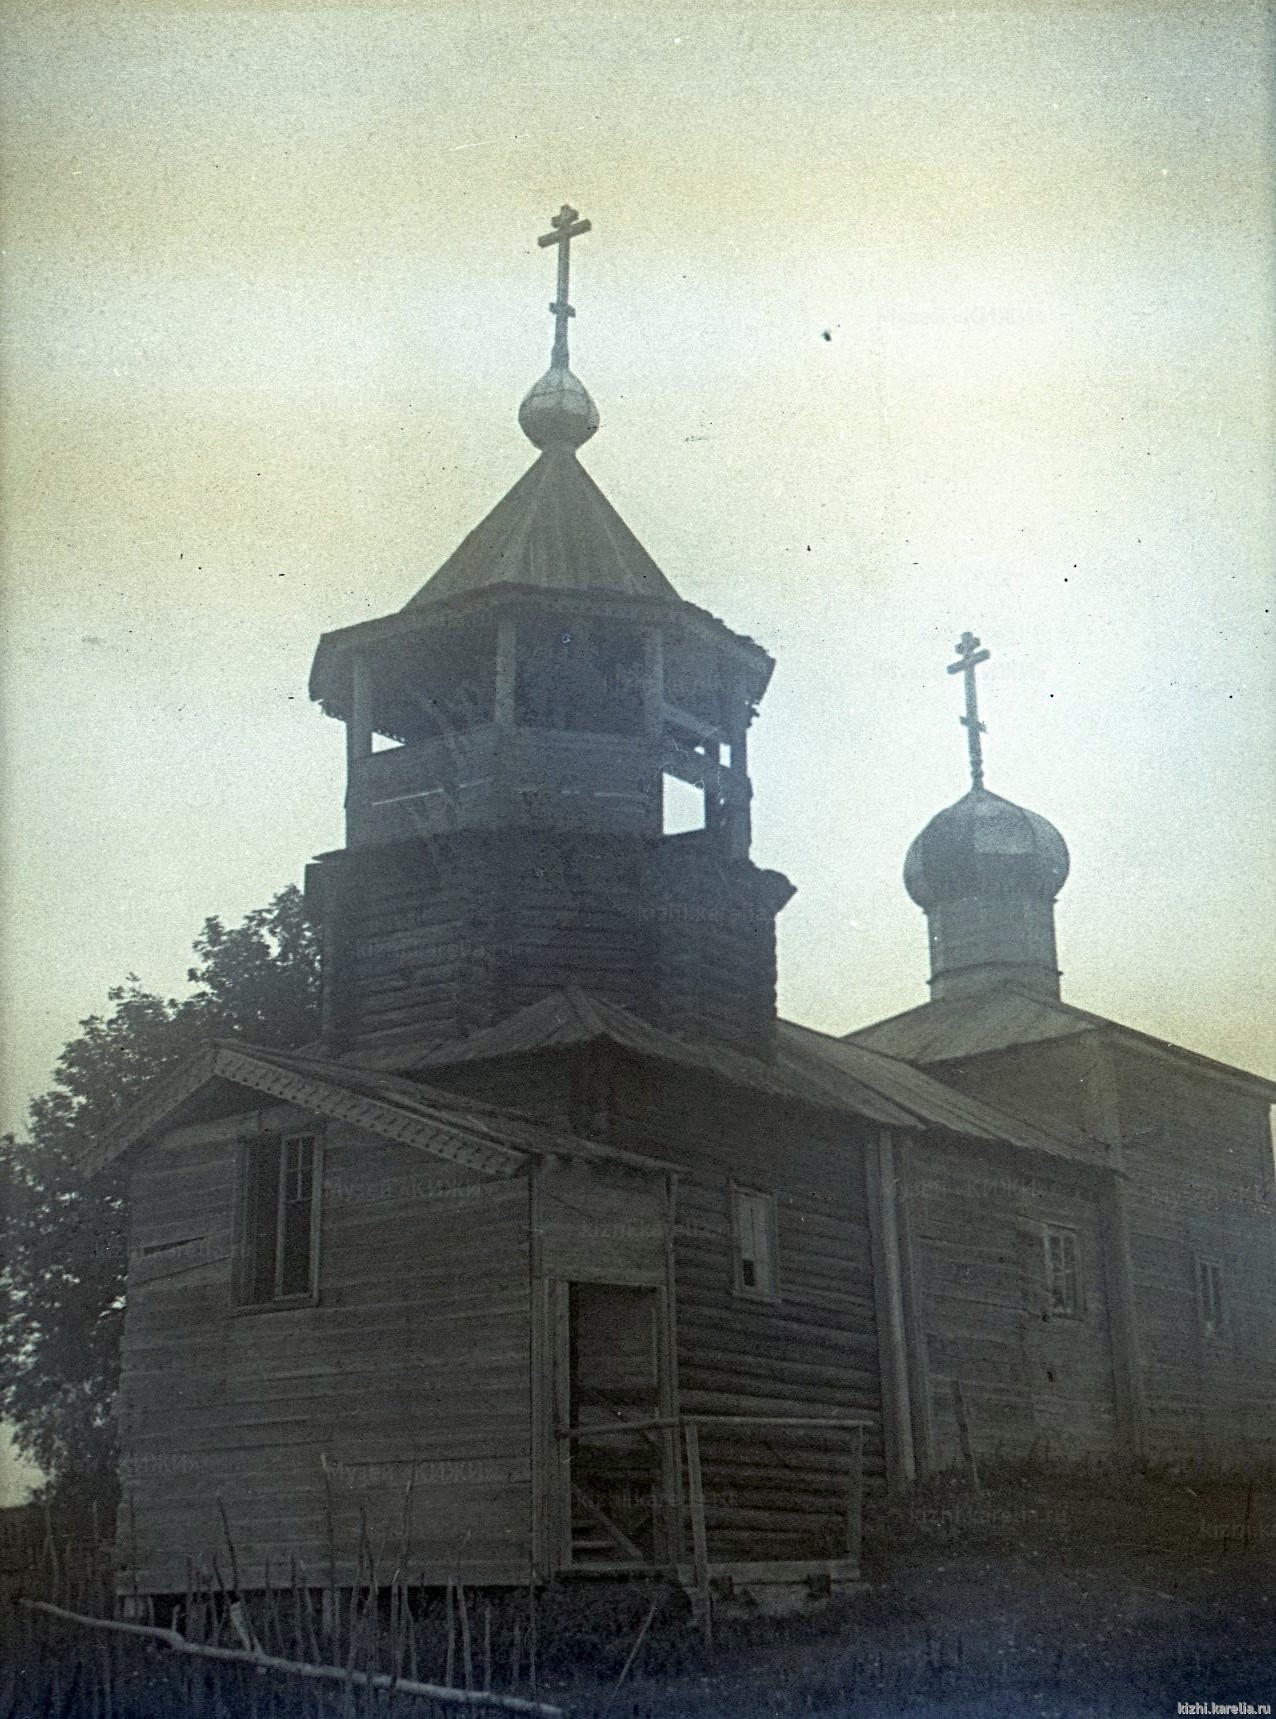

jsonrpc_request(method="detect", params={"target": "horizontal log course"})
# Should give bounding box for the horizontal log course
[676,1306,877,1360]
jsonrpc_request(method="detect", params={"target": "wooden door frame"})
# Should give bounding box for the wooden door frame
[539,1277,676,1572]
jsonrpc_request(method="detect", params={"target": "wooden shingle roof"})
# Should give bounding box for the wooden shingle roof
[399,989,1100,1164]
[402,448,681,609]
[91,1038,676,1180]
[844,984,1276,1098]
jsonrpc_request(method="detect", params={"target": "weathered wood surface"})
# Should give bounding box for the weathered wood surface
[926,1035,1105,1144]
[607,1059,883,1562]
[1112,1044,1276,1462]
[926,1030,1276,1465]
[311,825,787,1055]
[903,1141,1120,1468]
[119,1120,533,1594]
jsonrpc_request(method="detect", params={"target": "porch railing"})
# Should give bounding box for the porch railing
[555,1411,869,1630]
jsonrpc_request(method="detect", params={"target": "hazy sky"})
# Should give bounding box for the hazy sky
[2,0,1273,1163]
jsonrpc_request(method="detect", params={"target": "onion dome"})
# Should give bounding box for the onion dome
[904,787,1070,910]
[518,364,600,450]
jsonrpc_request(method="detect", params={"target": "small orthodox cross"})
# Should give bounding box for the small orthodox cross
[947,630,991,789]
[538,204,591,369]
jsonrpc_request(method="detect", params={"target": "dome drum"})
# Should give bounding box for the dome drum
[904,786,1070,1002]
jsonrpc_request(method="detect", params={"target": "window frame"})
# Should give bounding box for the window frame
[231,1131,324,1313]
[1042,1222,1082,1319]
[1195,1254,1225,1341]
[730,1184,780,1303]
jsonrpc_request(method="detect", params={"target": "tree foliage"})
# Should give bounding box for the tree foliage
[0,886,320,1509]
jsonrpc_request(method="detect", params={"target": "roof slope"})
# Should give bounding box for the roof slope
[844,984,1276,1097]
[395,988,1097,1163]
[403,448,682,609]
[93,1038,673,1179]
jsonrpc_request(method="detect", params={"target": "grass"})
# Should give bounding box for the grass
[4,1465,1275,1717]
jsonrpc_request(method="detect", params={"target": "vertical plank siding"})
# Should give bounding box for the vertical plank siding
[119,1116,532,1594]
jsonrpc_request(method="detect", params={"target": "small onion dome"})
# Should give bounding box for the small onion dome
[518,364,600,450]
[904,787,1070,910]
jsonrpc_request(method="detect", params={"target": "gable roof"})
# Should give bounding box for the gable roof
[403,449,682,609]
[844,984,1276,1099]
[393,988,1098,1164]
[92,1039,674,1181]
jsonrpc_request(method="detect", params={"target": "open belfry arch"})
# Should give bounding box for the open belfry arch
[102,206,1276,1613]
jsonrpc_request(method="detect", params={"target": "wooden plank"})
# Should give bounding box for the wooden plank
[683,1421,711,1647]
[527,1161,546,1580]
[550,1281,571,1571]
[951,1378,980,1491]
[1097,1168,1146,1463]
[660,1175,685,1565]
[864,1131,914,1490]
[893,1139,935,1478]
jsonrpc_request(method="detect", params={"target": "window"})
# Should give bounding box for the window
[1196,1257,1224,1339]
[732,1187,778,1300]
[234,1133,320,1307]
[1043,1225,1080,1317]
[661,771,706,834]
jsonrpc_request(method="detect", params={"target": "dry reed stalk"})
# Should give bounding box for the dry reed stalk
[456,1579,474,1692]
[509,1619,522,1693]
[406,1574,422,1684]
[321,1454,340,1652]
[43,1499,61,1604]
[127,1494,141,1616]
[445,1580,456,1688]
[527,1566,538,1701]
[483,1602,492,1693]
[264,1556,285,1656]
[604,1595,660,1711]
[23,1597,567,1716]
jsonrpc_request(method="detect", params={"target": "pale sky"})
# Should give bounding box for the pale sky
[2,0,1274,1182]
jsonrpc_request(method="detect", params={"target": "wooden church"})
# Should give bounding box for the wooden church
[99,207,1276,1606]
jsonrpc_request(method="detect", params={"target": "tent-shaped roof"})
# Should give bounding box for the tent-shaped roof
[403,447,682,609]
[844,983,1276,1099]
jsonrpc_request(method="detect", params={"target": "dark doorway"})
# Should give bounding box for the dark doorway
[566,1284,665,1567]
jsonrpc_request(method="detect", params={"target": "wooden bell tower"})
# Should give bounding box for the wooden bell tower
[305,207,793,1055]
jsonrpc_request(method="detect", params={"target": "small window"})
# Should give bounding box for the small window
[732,1187,778,1300]
[662,771,706,834]
[1196,1257,1224,1339]
[234,1134,320,1307]
[1043,1225,1080,1317]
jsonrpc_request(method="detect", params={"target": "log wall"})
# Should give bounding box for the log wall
[902,1142,1119,1468]
[923,1035,1106,1142]
[118,1109,533,1594]
[308,830,790,1056]
[1114,1046,1276,1463]
[607,1061,881,1563]
[913,1030,1276,1467]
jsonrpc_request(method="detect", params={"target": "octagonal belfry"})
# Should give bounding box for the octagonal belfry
[305,207,793,1055]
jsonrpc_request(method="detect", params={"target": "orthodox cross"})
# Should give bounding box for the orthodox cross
[538,204,591,369]
[947,630,991,789]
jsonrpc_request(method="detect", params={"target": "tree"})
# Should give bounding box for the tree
[0,886,320,1514]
